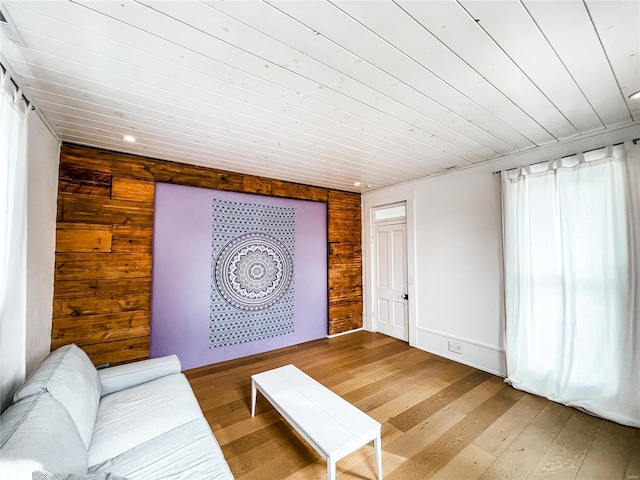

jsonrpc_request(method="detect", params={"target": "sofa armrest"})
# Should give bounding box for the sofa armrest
[98,355,182,396]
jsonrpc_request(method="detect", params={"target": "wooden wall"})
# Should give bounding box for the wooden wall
[53,144,362,365]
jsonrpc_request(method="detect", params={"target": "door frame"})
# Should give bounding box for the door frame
[362,193,417,347]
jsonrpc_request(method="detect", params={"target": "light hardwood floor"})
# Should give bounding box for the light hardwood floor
[186,331,639,480]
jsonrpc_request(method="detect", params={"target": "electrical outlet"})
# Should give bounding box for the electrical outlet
[448,341,463,355]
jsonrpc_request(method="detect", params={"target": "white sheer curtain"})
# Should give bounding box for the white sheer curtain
[502,142,640,427]
[0,69,29,412]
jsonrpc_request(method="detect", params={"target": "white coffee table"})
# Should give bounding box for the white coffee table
[251,364,382,480]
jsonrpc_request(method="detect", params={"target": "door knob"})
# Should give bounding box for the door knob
[402,294,408,300]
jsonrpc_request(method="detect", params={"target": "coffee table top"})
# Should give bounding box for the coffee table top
[251,364,381,457]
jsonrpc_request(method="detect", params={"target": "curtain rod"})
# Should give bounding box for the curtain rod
[492,137,639,175]
[0,61,30,108]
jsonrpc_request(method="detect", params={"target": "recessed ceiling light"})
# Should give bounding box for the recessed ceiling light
[629,90,640,100]
[123,135,136,142]
[354,181,361,186]
[366,185,373,188]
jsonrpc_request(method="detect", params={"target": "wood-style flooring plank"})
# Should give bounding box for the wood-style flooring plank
[186,331,638,480]
[385,402,466,459]
[479,424,556,480]
[575,420,636,480]
[385,388,523,480]
[366,380,449,424]
[527,410,602,480]
[625,429,640,480]
[340,356,438,403]
[225,422,316,478]
[530,400,574,434]
[214,410,281,447]
[337,446,406,480]
[449,375,507,415]
[431,443,496,480]
[472,392,548,457]
[388,369,491,432]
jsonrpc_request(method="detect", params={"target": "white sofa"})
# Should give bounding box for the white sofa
[0,344,234,480]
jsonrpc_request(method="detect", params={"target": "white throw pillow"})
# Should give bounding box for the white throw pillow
[13,344,102,448]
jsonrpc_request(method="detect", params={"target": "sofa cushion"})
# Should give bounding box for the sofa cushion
[89,418,234,480]
[88,374,204,467]
[13,344,101,449]
[0,392,88,480]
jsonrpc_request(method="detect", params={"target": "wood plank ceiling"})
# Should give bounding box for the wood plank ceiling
[1,0,638,192]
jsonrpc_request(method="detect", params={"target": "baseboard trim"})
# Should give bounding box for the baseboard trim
[327,327,364,338]
[421,327,505,353]
[415,327,506,377]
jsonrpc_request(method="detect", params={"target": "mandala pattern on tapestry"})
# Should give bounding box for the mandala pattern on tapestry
[210,199,295,347]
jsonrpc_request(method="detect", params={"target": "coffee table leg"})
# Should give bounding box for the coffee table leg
[251,380,257,417]
[327,457,336,480]
[374,431,382,479]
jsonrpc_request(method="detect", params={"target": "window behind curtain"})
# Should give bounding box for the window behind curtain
[501,143,640,427]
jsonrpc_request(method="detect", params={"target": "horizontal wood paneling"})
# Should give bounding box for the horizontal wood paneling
[51,311,150,350]
[58,163,112,197]
[55,223,113,253]
[53,144,362,365]
[53,294,150,318]
[55,253,152,281]
[53,279,151,299]
[111,177,155,202]
[111,225,154,253]
[57,195,154,225]
[327,190,362,335]
[80,337,151,367]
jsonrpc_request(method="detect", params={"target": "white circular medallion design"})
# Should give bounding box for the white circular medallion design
[214,232,293,311]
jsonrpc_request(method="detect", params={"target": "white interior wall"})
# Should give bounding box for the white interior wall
[362,123,640,376]
[0,109,59,412]
[25,111,60,375]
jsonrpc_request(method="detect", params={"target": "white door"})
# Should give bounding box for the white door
[374,222,408,341]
